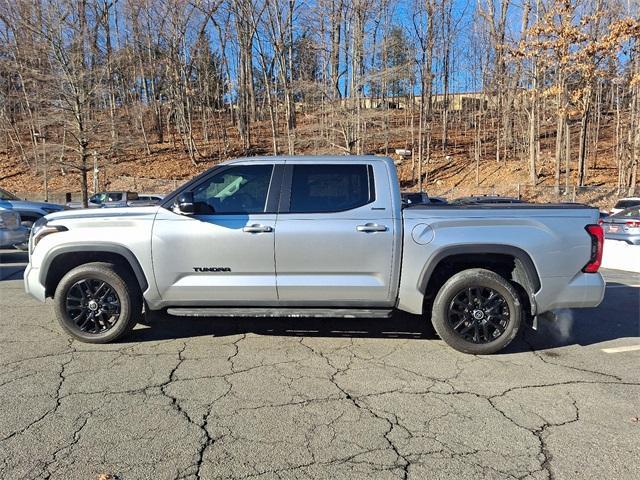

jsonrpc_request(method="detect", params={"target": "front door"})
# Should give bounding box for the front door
[274,162,397,306]
[152,163,279,304]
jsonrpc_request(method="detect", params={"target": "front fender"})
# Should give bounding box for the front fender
[40,242,149,292]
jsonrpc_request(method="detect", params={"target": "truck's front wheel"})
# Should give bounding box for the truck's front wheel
[431,268,522,354]
[53,262,141,343]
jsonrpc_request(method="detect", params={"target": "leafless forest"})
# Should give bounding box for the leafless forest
[0,0,639,205]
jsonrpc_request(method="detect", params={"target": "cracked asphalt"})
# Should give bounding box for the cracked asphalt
[1,249,639,480]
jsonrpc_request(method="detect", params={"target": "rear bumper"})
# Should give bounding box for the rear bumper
[534,272,605,313]
[24,263,46,302]
[0,227,29,248]
[604,232,640,245]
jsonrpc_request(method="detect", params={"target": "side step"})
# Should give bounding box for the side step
[166,307,393,319]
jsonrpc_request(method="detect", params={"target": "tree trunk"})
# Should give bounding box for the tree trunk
[577,103,590,186]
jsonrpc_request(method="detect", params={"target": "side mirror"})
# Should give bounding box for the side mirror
[176,192,195,214]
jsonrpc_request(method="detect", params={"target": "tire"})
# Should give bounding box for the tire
[53,262,142,343]
[431,268,522,354]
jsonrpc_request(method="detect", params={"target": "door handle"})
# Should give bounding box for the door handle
[356,223,388,232]
[243,224,273,233]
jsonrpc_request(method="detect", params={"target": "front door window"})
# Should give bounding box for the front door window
[192,165,273,214]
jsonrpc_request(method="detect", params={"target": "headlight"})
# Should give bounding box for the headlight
[30,217,67,254]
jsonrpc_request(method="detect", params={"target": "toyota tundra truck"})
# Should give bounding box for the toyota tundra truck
[24,156,605,354]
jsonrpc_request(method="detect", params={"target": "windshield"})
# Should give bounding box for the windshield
[0,187,18,200]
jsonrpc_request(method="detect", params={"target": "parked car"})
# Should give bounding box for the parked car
[25,156,605,355]
[0,208,29,248]
[66,191,153,209]
[0,187,65,228]
[401,192,447,206]
[610,197,640,215]
[601,206,640,245]
[451,195,525,205]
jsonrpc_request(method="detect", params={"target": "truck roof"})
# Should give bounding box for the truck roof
[223,155,394,165]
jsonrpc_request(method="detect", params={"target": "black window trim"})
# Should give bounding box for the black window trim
[278,163,376,214]
[161,163,283,215]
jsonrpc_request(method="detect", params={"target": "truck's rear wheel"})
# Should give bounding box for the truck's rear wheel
[53,262,141,343]
[431,268,522,354]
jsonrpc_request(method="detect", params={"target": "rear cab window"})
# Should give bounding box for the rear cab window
[614,199,640,209]
[613,206,640,218]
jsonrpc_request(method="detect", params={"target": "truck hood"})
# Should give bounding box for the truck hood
[0,199,65,213]
[45,205,161,223]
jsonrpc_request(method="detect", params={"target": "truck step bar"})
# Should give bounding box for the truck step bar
[166,307,394,319]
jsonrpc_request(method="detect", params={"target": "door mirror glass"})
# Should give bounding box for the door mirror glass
[176,191,195,214]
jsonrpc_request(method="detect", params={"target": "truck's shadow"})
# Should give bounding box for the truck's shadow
[130,311,439,342]
[128,283,639,354]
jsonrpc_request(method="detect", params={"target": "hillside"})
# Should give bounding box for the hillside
[0,109,630,210]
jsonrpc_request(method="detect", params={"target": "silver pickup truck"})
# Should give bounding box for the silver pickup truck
[24,156,605,354]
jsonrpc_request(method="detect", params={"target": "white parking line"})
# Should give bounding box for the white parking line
[601,345,640,354]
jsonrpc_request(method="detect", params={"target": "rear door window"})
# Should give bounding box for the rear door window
[107,193,123,202]
[289,164,375,213]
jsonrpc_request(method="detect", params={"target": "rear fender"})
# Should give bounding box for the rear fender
[418,244,541,315]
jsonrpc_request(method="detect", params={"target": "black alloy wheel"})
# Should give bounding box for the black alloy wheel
[447,286,510,344]
[54,262,141,343]
[65,278,121,334]
[430,268,523,354]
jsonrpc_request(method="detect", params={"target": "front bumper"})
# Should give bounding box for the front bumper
[0,226,29,248]
[23,263,46,302]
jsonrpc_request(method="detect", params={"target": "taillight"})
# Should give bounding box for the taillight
[583,224,604,273]
[598,219,604,226]
[625,221,640,228]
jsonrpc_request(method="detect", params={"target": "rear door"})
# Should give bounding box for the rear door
[274,161,397,306]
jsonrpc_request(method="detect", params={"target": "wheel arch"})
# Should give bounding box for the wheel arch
[419,244,541,316]
[41,243,148,298]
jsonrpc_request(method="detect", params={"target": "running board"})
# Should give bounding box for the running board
[166,307,393,319]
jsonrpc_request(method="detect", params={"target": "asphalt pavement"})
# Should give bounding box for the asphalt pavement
[0,249,638,480]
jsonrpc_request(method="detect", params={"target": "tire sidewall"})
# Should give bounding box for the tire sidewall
[431,269,522,354]
[54,264,136,343]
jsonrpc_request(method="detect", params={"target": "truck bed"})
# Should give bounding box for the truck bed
[398,202,602,316]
